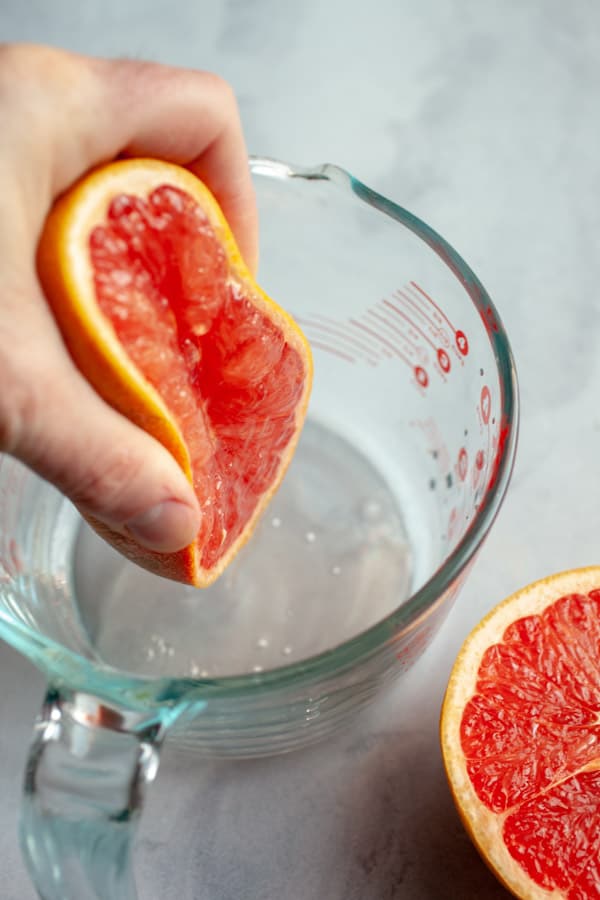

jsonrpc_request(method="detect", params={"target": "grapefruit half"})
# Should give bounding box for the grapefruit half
[441,567,600,899]
[37,158,312,587]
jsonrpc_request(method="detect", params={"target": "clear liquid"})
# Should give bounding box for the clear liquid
[74,421,412,678]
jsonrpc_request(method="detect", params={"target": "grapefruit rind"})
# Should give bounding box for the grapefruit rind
[37,159,313,587]
[440,566,600,900]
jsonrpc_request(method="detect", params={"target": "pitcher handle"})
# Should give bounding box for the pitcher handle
[20,687,165,900]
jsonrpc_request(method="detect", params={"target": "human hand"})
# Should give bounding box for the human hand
[0,43,258,553]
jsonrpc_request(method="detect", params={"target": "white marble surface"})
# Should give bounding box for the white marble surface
[1,1,600,897]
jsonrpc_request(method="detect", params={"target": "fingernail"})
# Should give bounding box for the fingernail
[125,500,200,553]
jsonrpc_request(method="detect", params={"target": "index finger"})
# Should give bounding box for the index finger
[36,52,259,272]
[111,64,259,274]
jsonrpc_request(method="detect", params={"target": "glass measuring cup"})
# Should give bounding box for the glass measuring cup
[0,157,518,899]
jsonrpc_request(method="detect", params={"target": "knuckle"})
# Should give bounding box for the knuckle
[202,70,235,100]
[196,70,239,118]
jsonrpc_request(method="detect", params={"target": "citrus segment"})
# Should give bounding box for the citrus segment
[37,159,312,586]
[440,567,600,900]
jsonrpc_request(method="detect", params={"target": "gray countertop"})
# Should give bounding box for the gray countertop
[1,1,600,897]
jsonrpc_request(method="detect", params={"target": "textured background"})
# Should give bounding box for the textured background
[1,1,599,897]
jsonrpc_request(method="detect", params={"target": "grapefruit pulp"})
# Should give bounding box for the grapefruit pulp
[37,159,312,587]
[440,567,600,899]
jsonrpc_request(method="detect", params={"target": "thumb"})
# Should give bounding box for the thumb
[6,350,201,554]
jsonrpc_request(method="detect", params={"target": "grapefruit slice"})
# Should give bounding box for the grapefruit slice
[440,567,600,899]
[37,158,312,587]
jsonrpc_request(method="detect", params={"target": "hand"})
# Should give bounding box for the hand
[0,43,258,553]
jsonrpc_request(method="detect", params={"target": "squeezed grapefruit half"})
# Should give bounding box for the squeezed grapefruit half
[441,567,600,899]
[37,159,312,587]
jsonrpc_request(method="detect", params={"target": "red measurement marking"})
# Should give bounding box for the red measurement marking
[383,298,452,378]
[309,315,384,357]
[481,306,499,334]
[309,341,356,364]
[448,507,459,541]
[472,471,481,491]
[457,447,468,481]
[487,420,510,491]
[394,288,438,333]
[414,366,429,388]
[437,348,451,373]
[383,298,438,351]
[411,281,455,332]
[480,385,491,425]
[350,318,414,369]
[455,330,469,356]
[392,288,432,328]
[296,316,381,363]
[395,287,455,358]
[367,309,418,354]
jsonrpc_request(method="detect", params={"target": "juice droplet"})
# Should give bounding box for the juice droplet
[331,565,342,576]
[253,664,263,673]
[362,499,382,521]
[256,636,269,649]
[305,530,316,543]
[282,645,293,656]
[151,634,168,655]
[271,516,282,528]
